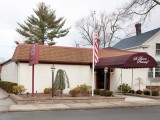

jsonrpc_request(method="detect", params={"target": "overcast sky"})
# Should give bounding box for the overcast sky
[0,0,159,61]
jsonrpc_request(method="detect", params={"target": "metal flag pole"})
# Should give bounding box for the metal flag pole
[91,11,96,97]
[121,68,122,96]
[92,40,95,97]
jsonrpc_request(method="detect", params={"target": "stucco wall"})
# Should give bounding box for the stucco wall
[1,62,18,83]
[18,63,92,94]
[110,68,147,92]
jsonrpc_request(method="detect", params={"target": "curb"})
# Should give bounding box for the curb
[0,105,9,112]
[5,102,160,112]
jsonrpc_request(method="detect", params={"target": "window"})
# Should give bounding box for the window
[148,65,160,78]
[156,43,160,55]
[155,65,160,77]
[148,68,153,77]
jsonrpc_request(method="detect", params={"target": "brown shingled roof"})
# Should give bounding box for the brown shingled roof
[12,44,137,65]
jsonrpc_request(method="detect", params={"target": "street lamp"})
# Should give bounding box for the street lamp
[51,65,55,97]
[104,67,108,90]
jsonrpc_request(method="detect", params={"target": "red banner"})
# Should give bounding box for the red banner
[29,44,39,65]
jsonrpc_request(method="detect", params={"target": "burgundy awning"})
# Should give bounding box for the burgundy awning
[96,53,158,68]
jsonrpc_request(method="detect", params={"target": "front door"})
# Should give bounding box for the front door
[96,68,110,90]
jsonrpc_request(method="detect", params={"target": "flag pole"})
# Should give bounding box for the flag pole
[92,11,96,97]
[92,35,95,97]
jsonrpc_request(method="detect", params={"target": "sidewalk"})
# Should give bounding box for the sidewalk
[3,98,160,112]
[1,89,160,112]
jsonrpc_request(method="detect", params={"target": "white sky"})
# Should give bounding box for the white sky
[0,0,159,60]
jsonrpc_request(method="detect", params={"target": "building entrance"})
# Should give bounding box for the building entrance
[96,68,110,90]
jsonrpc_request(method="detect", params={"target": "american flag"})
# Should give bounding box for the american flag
[94,31,99,64]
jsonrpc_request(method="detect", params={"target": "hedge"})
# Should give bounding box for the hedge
[0,81,17,93]
[152,90,159,96]
[143,90,150,95]
[94,89,113,97]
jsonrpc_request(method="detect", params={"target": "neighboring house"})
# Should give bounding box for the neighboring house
[114,23,160,89]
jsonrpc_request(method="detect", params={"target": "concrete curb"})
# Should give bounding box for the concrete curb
[5,101,160,112]
[124,93,160,99]
[0,105,9,112]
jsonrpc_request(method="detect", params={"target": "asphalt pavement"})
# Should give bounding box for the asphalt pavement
[1,106,160,120]
[0,89,160,112]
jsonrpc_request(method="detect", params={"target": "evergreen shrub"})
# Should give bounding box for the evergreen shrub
[43,88,52,94]
[129,90,135,94]
[136,90,143,94]
[143,90,150,95]
[118,83,131,93]
[0,81,17,93]
[152,90,159,96]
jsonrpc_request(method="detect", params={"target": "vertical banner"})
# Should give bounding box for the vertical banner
[29,43,39,65]
[29,43,39,97]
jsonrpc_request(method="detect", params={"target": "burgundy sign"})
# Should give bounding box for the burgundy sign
[133,56,149,64]
[29,44,39,65]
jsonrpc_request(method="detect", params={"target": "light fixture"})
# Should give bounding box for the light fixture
[104,67,108,73]
[51,65,55,72]
[51,65,56,97]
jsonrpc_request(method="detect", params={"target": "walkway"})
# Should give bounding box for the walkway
[0,89,16,112]
[124,95,156,102]
[0,89,160,112]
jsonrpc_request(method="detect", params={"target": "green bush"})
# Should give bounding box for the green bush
[94,89,101,95]
[69,84,91,97]
[79,84,91,91]
[129,90,135,94]
[0,81,17,93]
[143,90,150,95]
[152,90,159,96]
[43,88,52,94]
[69,88,81,97]
[136,90,143,94]
[79,84,91,95]
[106,91,113,96]
[100,90,106,96]
[100,90,113,97]
[12,85,26,94]
[118,83,131,93]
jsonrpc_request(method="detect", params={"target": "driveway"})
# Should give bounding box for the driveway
[124,95,156,102]
[0,89,16,105]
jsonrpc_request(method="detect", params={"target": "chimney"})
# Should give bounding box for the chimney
[135,23,141,36]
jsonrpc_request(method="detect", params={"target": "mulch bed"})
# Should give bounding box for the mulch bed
[16,93,96,100]
[9,92,125,104]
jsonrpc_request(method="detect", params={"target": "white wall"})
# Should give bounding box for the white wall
[123,32,160,87]
[1,62,18,83]
[110,68,147,92]
[18,63,92,94]
[144,31,160,61]
[144,32,160,86]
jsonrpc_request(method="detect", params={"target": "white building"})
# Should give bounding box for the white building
[114,23,160,90]
[0,41,157,93]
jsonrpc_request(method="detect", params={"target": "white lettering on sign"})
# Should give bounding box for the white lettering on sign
[133,56,149,64]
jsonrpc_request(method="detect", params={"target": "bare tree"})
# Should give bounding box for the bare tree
[75,12,95,47]
[75,10,129,48]
[122,0,160,23]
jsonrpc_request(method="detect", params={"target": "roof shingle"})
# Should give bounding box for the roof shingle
[113,27,160,50]
[12,44,137,64]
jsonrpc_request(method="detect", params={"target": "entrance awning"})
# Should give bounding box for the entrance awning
[96,53,158,68]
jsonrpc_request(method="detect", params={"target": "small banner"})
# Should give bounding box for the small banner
[29,43,39,65]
